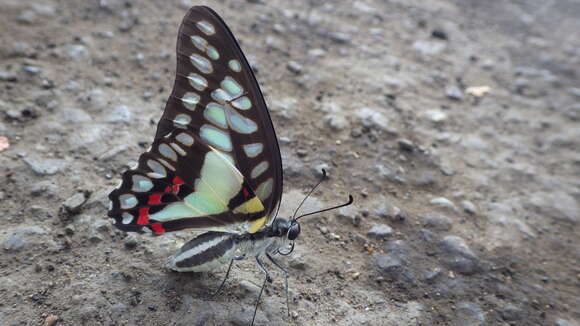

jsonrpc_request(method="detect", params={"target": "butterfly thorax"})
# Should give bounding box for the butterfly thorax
[235,218,300,257]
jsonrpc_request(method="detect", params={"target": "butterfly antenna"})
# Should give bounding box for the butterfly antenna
[295,195,354,221]
[291,169,327,221]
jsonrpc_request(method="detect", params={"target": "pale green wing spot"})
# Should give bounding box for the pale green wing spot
[251,161,269,179]
[150,150,243,222]
[211,88,233,103]
[121,212,133,224]
[156,157,176,171]
[196,150,243,200]
[219,152,236,166]
[176,133,194,146]
[150,201,206,221]
[187,73,208,91]
[131,175,153,192]
[255,178,274,201]
[200,125,233,151]
[120,194,138,209]
[228,59,241,72]
[181,92,200,111]
[225,106,257,134]
[207,46,220,60]
[221,76,243,97]
[170,143,187,156]
[197,21,215,35]
[204,103,227,129]
[191,35,208,51]
[184,193,225,214]
[232,96,252,110]
[243,143,263,158]
[146,159,166,178]
[159,143,178,161]
[190,54,213,74]
[174,114,191,127]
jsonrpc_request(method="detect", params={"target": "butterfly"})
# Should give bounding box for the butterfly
[107,5,352,325]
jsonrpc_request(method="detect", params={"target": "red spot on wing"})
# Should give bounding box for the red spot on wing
[151,223,165,234]
[137,207,150,225]
[173,176,185,185]
[172,185,180,194]
[164,186,171,193]
[242,187,250,199]
[148,193,162,205]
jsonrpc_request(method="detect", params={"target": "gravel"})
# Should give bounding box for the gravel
[23,156,68,175]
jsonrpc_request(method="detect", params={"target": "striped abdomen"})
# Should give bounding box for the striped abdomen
[166,230,282,272]
[166,231,238,272]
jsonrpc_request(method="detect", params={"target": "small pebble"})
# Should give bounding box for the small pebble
[286,61,302,74]
[397,138,415,152]
[430,197,456,211]
[367,224,394,239]
[44,314,58,326]
[461,200,477,215]
[63,192,88,214]
[446,86,464,100]
[424,109,448,122]
[0,71,18,82]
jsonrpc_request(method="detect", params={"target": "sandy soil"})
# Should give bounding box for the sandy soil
[0,0,579,325]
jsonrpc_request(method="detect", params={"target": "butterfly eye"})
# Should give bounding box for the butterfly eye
[287,222,300,240]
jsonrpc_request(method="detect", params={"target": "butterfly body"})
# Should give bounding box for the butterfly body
[166,218,300,272]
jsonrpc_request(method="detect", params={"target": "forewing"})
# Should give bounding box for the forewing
[107,6,282,234]
[156,6,283,219]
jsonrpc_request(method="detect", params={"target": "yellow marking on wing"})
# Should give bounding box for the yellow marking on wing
[248,215,268,233]
[233,197,264,214]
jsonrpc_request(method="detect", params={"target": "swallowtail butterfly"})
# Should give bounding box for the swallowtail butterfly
[107,6,352,325]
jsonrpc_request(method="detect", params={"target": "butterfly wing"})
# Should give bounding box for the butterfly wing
[107,6,283,235]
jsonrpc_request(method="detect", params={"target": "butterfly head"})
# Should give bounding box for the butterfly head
[270,218,300,256]
[272,218,301,241]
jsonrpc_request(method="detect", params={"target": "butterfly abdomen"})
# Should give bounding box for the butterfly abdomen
[166,229,283,272]
[166,231,237,272]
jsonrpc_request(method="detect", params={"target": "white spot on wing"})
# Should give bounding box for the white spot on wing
[120,194,138,209]
[176,132,194,146]
[228,59,241,72]
[190,35,208,50]
[181,92,200,111]
[122,212,134,224]
[251,161,269,179]
[231,96,252,110]
[200,125,233,152]
[174,114,191,127]
[131,175,154,192]
[159,143,178,161]
[256,178,274,201]
[243,143,263,158]
[146,159,166,178]
[170,142,187,156]
[225,106,257,134]
[190,54,213,74]
[197,21,215,35]
[157,158,175,171]
[187,73,208,91]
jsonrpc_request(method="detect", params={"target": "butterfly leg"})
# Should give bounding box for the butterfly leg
[266,253,290,317]
[251,255,272,326]
[212,254,246,297]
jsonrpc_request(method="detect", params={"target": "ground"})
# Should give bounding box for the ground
[0,0,579,325]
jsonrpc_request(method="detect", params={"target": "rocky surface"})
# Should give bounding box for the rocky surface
[0,0,579,325]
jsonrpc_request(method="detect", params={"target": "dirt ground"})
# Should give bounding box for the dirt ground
[0,0,579,325]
